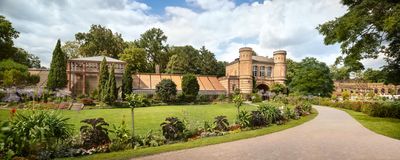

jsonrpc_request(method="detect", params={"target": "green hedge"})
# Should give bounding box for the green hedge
[315,98,400,119]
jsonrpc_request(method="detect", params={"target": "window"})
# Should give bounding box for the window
[253,66,258,77]
[266,66,272,77]
[260,66,265,77]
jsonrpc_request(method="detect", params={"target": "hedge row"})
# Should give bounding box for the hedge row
[315,99,400,119]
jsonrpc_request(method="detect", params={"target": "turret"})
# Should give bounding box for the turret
[238,47,254,94]
[273,50,287,83]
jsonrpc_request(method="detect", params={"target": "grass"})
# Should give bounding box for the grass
[0,103,260,136]
[341,108,400,140]
[60,108,317,160]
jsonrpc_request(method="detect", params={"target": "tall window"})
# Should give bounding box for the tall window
[253,65,258,77]
[260,66,265,77]
[267,66,272,77]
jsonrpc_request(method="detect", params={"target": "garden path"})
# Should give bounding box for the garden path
[135,106,400,160]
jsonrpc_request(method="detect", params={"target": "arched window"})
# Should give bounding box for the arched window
[266,66,272,77]
[253,66,258,77]
[381,88,385,94]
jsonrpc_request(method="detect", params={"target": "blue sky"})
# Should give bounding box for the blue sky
[0,0,385,68]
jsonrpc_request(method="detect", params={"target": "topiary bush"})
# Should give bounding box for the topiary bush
[181,74,199,102]
[155,79,177,103]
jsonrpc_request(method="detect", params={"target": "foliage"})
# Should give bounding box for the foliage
[134,28,169,73]
[233,94,244,122]
[270,83,286,95]
[109,120,131,151]
[126,93,146,108]
[317,0,400,84]
[75,24,125,58]
[81,98,95,106]
[213,116,229,131]
[119,45,149,72]
[251,93,262,103]
[0,60,38,87]
[330,65,350,81]
[199,46,218,75]
[133,130,165,148]
[2,111,72,157]
[181,74,199,101]
[362,68,386,83]
[342,90,351,100]
[166,46,201,74]
[61,40,80,59]
[250,111,268,127]
[47,39,68,90]
[103,65,117,104]
[285,58,299,87]
[155,79,177,103]
[80,118,111,149]
[121,65,133,100]
[160,117,186,141]
[217,94,226,101]
[289,57,334,97]
[257,103,281,124]
[237,110,251,128]
[215,61,228,77]
[98,57,109,101]
[0,15,19,61]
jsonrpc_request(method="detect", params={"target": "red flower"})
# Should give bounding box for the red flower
[10,108,16,116]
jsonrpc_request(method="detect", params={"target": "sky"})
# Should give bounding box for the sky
[0,0,386,68]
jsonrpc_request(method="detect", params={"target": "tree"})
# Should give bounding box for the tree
[330,65,350,81]
[119,45,149,72]
[134,28,169,73]
[199,46,218,75]
[0,15,19,61]
[47,40,67,90]
[121,65,133,100]
[317,0,400,85]
[362,68,386,83]
[75,24,125,58]
[155,79,177,103]
[126,93,145,145]
[289,57,334,97]
[62,40,81,59]
[215,61,227,77]
[166,46,201,74]
[181,74,199,101]
[98,57,109,100]
[285,59,299,86]
[103,65,117,104]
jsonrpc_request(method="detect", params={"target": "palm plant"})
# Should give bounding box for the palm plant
[213,115,229,131]
[80,118,111,149]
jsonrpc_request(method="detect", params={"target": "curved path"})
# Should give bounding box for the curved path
[136,106,400,160]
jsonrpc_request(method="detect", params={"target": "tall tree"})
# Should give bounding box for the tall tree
[215,61,227,77]
[47,40,67,90]
[181,74,199,101]
[62,40,81,59]
[121,65,133,100]
[285,59,299,86]
[107,65,117,103]
[289,57,334,97]
[0,15,19,60]
[119,44,149,72]
[98,57,109,100]
[75,24,125,58]
[134,28,169,72]
[362,68,386,83]
[317,0,400,85]
[166,45,200,74]
[199,46,218,75]
[330,65,350,81]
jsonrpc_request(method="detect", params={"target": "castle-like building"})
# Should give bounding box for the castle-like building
[218,47,287,95]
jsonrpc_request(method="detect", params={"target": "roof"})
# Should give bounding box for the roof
[252,56,274,63]
[69,56,125,63]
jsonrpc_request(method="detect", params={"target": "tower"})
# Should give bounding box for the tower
[273,50,287,84]
[238,47,253,94]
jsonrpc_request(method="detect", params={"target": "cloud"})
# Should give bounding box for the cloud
[0,0,386,69]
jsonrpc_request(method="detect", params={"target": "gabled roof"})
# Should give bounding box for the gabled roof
[69,56,125,63]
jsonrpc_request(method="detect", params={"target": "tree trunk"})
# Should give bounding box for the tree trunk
[131,107,135,147]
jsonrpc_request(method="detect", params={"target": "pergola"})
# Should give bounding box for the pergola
[67,56,126,95]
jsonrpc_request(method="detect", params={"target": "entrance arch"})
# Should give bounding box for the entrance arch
[256,84,269,100]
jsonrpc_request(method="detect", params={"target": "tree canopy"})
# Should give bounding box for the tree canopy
[166,45,201,74]
[317,0,400,85]
[119,44,149,72]
[289,57,334,97]
[75,24,125,58]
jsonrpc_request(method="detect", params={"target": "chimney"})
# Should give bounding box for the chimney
[155,65,160,74]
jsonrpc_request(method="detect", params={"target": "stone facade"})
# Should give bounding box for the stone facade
[218,47,287,95]
[334,81,400,95]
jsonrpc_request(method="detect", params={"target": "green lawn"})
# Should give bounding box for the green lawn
[60,109,317,160]
[343,109,400,140]
[0,103,259,136]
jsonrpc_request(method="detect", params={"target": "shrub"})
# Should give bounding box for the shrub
[257,103,280,123]
[213,116,229,131]
[132,130,165,148]
[155,79,177,103]
[237,110,251,128]
[81,98,95,106]
[80,118,111,150]
[2,111,72,158]
[196,94,210,103]
[181,74,199,102]
[160,117,186,141]
[217,94,226,101]
[251,93,262,103]
[342,90,351,100]
[109,121,131,151]
[284,106,298,120]
[250,111,267,127]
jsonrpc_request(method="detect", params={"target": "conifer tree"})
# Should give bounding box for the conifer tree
[108,64,117,102]
[47,39,67,90]
[121,65,133,100]
[98,57,109,100]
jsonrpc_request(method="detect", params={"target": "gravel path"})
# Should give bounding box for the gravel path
[135,106,400,160]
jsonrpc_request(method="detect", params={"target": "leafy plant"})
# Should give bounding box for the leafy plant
[80,118,111,149]
[233,94,244,122]
[160,117,186,141]
[258,104,280,124]
[250,111,268,127]
[155,79,177,103]
[109,120,131,151]
[213,116,229,131]
[202,121,215,132]
[237,110,251,128]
